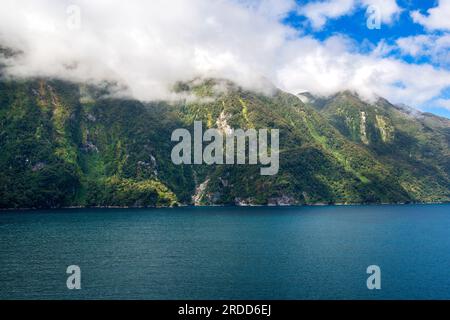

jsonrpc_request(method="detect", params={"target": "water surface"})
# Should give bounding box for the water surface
[1,204,449,299]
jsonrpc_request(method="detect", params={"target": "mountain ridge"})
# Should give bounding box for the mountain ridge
[0,77,449,209]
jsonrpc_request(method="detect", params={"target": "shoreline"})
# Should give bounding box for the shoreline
[1,201,449,212]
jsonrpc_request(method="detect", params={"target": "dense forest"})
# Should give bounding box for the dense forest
[0,78,449,208]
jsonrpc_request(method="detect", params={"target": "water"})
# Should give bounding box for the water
[0,204,449,300]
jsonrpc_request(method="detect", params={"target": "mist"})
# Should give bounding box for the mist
[0,0,449,108]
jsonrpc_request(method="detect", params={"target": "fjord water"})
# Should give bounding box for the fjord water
[1,205,449,300]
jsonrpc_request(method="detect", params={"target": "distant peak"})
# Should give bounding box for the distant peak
[298,90,362,103]
[394,103,419,113]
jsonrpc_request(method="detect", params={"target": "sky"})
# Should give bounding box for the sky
[0,0,449,118]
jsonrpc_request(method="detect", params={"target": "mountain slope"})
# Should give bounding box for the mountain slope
[0,78,449,209]
[301,91,450,202]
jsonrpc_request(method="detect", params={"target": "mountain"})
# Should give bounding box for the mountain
[0,77,449,209]
[300,90,450,202]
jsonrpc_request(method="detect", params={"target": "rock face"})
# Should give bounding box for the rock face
[268,195,298,206]
[360,111,369,145]
[0,78,449,209]
[193,179,210,205]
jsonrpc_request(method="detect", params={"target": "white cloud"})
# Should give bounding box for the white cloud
[396,34,450,67]
[0,0,449,111]
[436,98,450,110]
[298,0,356,30]
[237,0,297,19]
[396,35,430,56]
[276,35,450,106]
[0,0,296,100]
[361,0,401,24]
[298,0,401,29]
[411,0,450,31]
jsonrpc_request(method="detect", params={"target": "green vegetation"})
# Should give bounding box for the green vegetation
[0,78,448,208]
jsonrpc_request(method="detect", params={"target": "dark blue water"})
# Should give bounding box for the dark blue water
[1,204,449,300]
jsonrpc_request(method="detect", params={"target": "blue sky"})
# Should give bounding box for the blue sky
[281,0,450,118]
[285,0,435,43]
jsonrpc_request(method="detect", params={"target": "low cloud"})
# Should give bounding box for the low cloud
[0,0,449,111]
[0,0,294,100]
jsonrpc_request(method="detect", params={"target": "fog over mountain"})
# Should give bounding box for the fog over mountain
[1,0,450,110]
